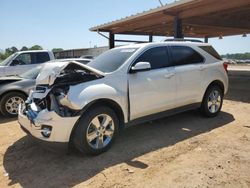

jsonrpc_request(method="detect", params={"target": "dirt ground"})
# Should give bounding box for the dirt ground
[0,69,250,188]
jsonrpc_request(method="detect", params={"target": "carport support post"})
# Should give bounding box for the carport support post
[149,35,153,42]
[204,36,208,43]
[174,17,183,39]
[109,32,115,49]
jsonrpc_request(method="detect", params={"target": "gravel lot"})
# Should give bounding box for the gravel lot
[0,69,249,188]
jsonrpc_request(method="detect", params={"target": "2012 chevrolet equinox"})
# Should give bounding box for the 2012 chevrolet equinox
[18,41,228,155]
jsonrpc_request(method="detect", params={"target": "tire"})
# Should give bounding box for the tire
[201,85,223,117]
[0,92,26,118]
[73,106,119,155]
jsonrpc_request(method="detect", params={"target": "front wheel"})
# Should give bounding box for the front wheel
[73,106,119,155]
[201,85,223,117]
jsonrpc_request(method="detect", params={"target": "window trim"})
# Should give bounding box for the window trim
[169,45,205,67]
[128,45,172,73]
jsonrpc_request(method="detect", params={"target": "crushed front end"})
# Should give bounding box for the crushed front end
[18,61,104,149]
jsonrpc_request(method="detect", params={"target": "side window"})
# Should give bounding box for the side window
[135,47,171,70]
[35,52,50,64]
[170,46,204,66]
[14,53,32,65]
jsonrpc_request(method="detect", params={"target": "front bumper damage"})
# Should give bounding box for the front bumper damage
[18,101,80,153]
[18,103,80,143]
[18,62,103,151]
[18,61,103,150]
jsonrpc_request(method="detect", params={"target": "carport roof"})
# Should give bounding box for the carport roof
[90,0,250,38]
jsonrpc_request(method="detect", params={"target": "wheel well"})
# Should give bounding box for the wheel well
[206,80,225,95]
[81,99,125,128]
[0,90,28,101]
[68,99,125,149]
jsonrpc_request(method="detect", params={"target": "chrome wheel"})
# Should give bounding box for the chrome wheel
[5,96,24,115]
[207,90,221,113]
[86,114,115,149]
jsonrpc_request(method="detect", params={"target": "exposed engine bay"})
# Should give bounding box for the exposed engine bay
[24,61,104,118]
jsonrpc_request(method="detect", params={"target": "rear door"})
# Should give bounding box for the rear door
[169,45,204,107]
[128,46,177,120]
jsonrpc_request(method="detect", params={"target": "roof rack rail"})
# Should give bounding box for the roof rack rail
[164,39,203,43]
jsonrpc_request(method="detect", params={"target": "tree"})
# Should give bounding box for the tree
[29,45,43,50]
[52,48,64,53]
[5,46,18,55]
[20,46,28,51]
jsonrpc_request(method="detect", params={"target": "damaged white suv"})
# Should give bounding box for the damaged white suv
[18,42,228,155]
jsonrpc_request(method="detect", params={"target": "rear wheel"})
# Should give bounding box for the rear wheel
[0,92,26,118]
[73,106,119,155]
[201,85,223,117]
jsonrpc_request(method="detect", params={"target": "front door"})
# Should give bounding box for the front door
[128,46,176,120]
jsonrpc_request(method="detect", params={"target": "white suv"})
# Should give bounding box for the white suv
[18,42,228,155]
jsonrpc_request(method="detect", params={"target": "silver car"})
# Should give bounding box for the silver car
[0,66,41,117]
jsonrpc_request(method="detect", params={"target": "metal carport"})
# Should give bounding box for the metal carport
[90,0,250,48]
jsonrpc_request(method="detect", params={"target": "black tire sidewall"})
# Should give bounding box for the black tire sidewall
[73,106,119,155]
[201,85,223,117]
[0,92,26,118]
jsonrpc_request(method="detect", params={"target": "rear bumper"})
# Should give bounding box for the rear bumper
[18,103,80,144]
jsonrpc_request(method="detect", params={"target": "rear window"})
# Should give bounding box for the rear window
[35,52,50,64]
[199,46,222,60]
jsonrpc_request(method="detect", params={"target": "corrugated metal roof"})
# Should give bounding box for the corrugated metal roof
[90,0,195,31]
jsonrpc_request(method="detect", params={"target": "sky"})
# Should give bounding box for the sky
[0,0,249,55]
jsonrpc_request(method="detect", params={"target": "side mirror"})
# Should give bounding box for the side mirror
[130,62,151,73]
[11,59,21,66]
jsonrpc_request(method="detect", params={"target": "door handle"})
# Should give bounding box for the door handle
[164,73,175,79]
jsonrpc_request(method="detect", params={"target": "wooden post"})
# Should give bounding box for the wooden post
[174,17,183,39]
[109,32,115,49]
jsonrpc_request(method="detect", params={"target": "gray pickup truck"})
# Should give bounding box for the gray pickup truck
[0,50,55,77]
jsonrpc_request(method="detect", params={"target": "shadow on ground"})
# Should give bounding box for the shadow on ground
[0,115,16,124]
[3,110,234,188]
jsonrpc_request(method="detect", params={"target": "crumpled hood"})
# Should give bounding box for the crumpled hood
[36,61,104,86]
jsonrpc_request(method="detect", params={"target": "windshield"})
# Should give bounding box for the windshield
[20,66,42,79]
[88,48,138,73]
[0,53,16,66]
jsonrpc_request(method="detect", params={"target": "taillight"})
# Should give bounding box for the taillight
[223,62,228,73]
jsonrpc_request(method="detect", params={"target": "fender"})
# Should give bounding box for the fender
[66,81,128,122]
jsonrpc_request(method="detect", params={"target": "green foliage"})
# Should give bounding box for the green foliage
[221,53,250,60]
[5,46,18,55]
[0,45,46,60]
[29,45,43,50]
[20,46,28,51]
[52,48,64,53]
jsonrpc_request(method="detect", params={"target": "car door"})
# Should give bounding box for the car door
[5,53,35,76]
[169,46,204,107]
[128,46,176,120]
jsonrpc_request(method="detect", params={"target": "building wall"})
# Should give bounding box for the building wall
[54,46,109,59]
